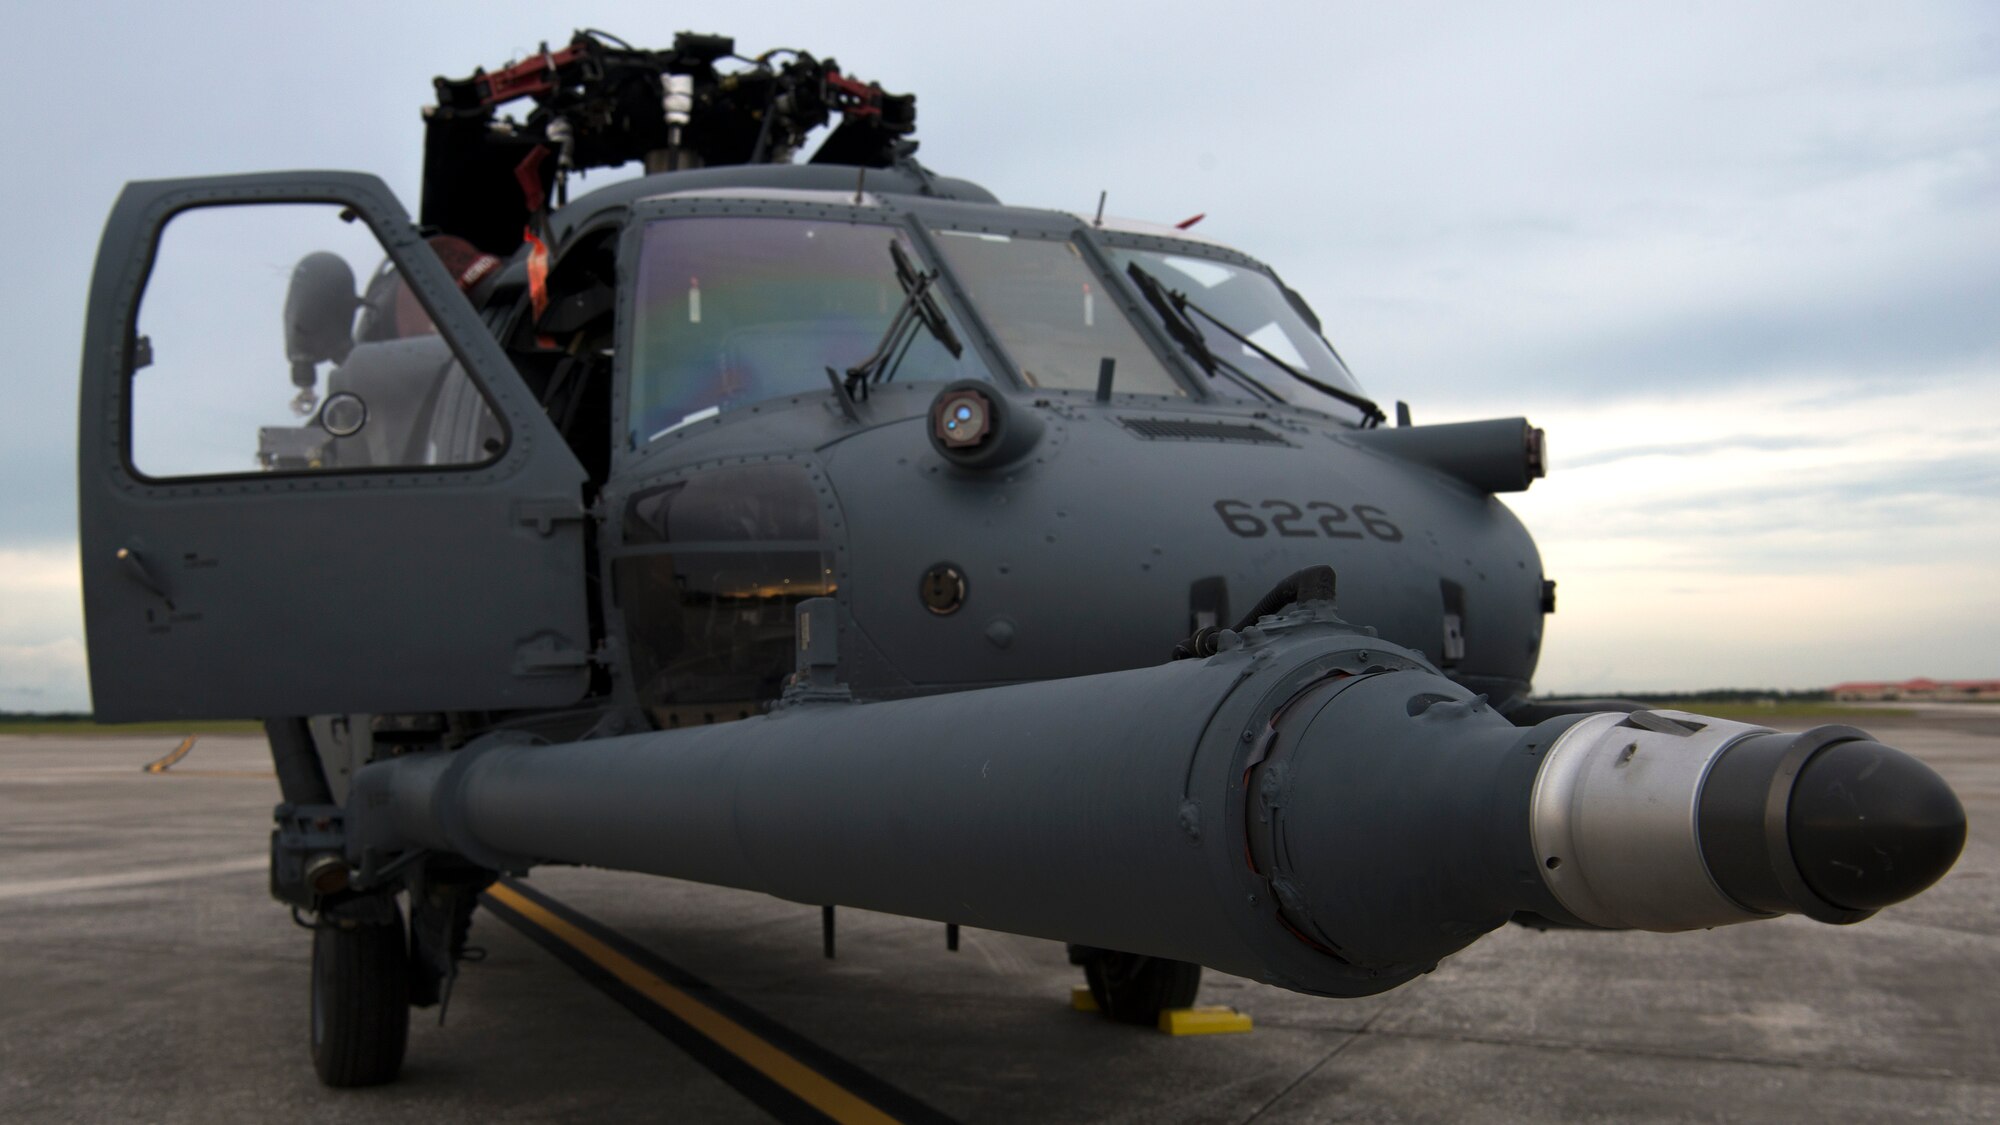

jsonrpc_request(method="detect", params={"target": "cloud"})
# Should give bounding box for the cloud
[1508,369,2000,689]
[0,639,88,712]
[0,546,87,710]
[1522,267,2000,398]
[0,545,80,592]
[1562,434,1841,471]
[2,1,1996,702]
[1535,562,2000,694]
[0,547,84,633]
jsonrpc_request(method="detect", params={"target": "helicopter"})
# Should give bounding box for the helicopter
[76,29,1966,1088]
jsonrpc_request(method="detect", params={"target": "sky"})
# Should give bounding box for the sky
[2,1,1995,709]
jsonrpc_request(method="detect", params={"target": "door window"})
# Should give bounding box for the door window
[616,463,836,727]
[129,204,503,478]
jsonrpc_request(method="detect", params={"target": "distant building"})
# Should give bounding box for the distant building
[1829,679,2000,702]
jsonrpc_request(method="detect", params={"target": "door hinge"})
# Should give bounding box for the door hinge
[513,497,588,537]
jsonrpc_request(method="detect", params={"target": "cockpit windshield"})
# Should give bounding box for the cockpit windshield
[1107,248,1372,425]
[930,231,1186,397]
[628,217,982,446]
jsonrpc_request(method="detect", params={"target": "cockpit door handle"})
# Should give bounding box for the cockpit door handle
[115,546,173,606]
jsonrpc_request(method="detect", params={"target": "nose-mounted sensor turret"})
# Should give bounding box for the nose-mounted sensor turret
[926,380,1043,470]
[933,387,990,448]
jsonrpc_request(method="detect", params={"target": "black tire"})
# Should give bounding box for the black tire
[1084,951,1202,1026]
[310,905,411,1087]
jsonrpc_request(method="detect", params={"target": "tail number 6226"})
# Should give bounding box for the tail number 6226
[1212,499,1403,542]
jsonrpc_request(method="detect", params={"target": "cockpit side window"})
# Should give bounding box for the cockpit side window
[626,216,983,447]
[929,231,1186,397]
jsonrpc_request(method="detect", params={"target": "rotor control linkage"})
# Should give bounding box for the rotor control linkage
[422,29,918,253]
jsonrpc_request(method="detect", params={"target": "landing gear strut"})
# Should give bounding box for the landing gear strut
[1068,945,1202,1025]
[310,898,410,1087]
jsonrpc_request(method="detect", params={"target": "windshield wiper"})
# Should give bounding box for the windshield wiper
[836,242,964,400]
[1125,262,1296,407]
[891,241,962,367]
[1124,261,1264,394]
[1125,262,1387,426]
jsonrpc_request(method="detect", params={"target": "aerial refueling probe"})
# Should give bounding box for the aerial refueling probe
[347,588,1965,997]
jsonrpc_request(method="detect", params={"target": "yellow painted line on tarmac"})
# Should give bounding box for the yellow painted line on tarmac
[486,881,901,1125]
[142,736,198,773]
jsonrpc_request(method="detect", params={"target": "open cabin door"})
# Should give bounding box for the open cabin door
[78,173,592,720]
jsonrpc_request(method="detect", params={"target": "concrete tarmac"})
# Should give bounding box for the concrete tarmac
[2,708,1994,1123]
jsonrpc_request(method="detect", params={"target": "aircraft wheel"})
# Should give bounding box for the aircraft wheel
[310,902,411,1087]
[1084,950,1202,1025]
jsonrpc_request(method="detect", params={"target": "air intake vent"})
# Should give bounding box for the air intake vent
[1118,417,1291,445]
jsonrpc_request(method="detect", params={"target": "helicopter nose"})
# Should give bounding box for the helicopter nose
[1696,727,1966,922]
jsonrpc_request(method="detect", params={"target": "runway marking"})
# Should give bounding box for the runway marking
[0,856,266,902]
[142,736,199,773]
[484,879,957,1125]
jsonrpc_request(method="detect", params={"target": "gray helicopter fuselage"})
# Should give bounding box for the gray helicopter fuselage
[494,166,1549,721]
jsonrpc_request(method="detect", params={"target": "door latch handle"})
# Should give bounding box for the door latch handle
[116,547,173,608]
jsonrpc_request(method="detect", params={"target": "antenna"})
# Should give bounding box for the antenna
[1093,190,1107,227]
